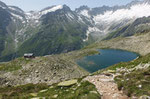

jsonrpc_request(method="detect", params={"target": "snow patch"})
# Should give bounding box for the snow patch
[83,27,101,42]
[80,10,91,18]
[26,11,41,20]
[8,6,16,11]
[11,13,24,20]
[25,5,63,21]
[67,13,74,19]
[41,5,63,15]
[0,4,6,9]
[8,6,23,13]
[94,3,150,24]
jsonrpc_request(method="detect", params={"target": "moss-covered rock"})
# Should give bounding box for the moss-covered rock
[57,79,78,87]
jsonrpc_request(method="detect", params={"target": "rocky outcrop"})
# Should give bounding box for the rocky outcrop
[0,55,88,86]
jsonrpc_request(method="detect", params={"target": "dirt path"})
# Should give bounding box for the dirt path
[84,74,129,99]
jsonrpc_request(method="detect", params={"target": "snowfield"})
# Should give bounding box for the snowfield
[94,3,150,24]
[41,5,63,15]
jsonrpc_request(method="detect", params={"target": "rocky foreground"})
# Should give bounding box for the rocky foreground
[84,74,128,99]
[82,32,150,98]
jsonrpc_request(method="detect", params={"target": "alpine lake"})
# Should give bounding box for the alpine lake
[77,49,139,73]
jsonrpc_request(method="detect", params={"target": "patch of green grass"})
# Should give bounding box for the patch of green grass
[38,80,100,99]
[82,43,98,50]
[0,62,21,72]
[108,54,150,97]
[0,79,101,99]
[0,83,49,99]
[0,57,32,72]
[115,68,150,97]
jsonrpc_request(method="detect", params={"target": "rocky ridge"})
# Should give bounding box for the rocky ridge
[0,54,89,86]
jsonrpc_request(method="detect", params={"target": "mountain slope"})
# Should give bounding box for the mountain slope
[104,16,150,40]
[0,7,11,56]
[1,0,150,61]
[76,0,150,40]
[0,2,91,61]
[17,5,89,56]
[0,1,41,61]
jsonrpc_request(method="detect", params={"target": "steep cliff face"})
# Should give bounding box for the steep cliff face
[0,7,11,56]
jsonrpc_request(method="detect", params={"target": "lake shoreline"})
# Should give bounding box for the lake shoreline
[77,49,139,73]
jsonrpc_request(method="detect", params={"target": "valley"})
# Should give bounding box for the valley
[0,29,150,98]
[0,0,150,99]
[1,0,150,62]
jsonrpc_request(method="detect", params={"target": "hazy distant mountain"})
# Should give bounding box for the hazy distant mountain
[0,0,150,61]
[104,16,150,40]
[76,0,150,39]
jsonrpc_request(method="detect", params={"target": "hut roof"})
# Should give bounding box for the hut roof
[24,53,34,56]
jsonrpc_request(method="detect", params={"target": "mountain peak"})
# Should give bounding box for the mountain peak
[75,5,90,13]
[143,0,150,3]
[0,1,7,9]
[8,6,24,13]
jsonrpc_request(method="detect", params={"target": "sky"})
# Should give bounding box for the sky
[0,0,140,11]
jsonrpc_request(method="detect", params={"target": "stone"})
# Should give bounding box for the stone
[53,94,58,98]
[66,89,69,92]
[30,64,34,66]
[44,78,48,82]
[35,70,39,73]
[139,95,150,99]
[49,86,54,89]
[31,97,40,99]
[90,91,98,94]
[30,93,38,97]
[138,85,142,88]
[57,79,78,87]
[39,89,48,93]
[107,70,116,73]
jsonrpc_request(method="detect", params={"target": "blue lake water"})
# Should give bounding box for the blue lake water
[77,49,139,73]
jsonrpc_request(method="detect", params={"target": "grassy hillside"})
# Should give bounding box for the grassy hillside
[0,79,101,99]
[98,53,150,97]
[0,47,102,86]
